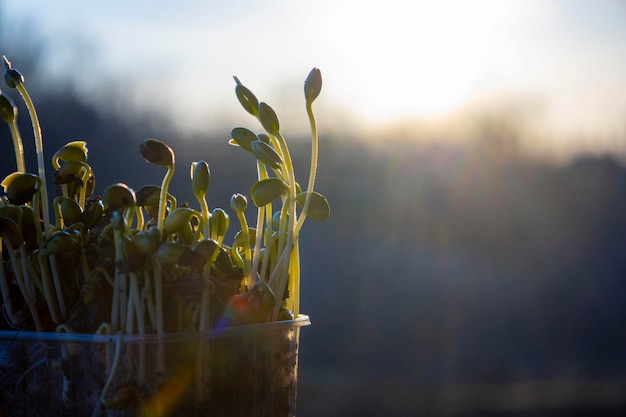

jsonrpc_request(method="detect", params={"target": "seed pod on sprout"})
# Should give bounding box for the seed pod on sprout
[191,160,210,197]
[251,178,289,207]
[156,241,187,267]
[52,141,88,168]
[44,230,76,255]
[135,185,176,210]
[2,172,40,205]
[210,208,229,238]
[257,133,271,144]
[2,56,24,89]
[258,102,280,136]
[193,239,220,264]
[83,198,104,228]
[58,197,83,226]
[251,140,282,169]
[102,183,136,212]
[132,230,158,254]
[230,193,248,213]
[139,139,174,167]
[304,68,322,104]
[233,76,259,116]
[0,90,17,123]
[229,127,257,151]
[296,191,331,222]
[164,207,200,235]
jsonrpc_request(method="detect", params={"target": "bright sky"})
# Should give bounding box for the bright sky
[3,0,626,157]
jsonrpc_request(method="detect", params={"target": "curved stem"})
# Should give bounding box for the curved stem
[251,161,269,283]
[268,132,297,318]
[10,243,42,330]
[19,245,42,330]
[235,209,252,289]
[287,240,301,316]
[38,251,60,324]
[134,206,144,231]
[110,228,123,331]
[152,256,166,378]
[157,165,175,235]
[95,322,113,369]
[8,119,25,173]
[15,83,51,233]
[142,263,157,331]
[295,101,319,236]
[100,331,123,407]
[0,239,17,327]
[194,189,210,240]
[49,254,67,319]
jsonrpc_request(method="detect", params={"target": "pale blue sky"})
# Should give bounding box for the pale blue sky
[3,0,626,158]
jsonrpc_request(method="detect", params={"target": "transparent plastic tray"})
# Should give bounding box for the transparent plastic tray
[0,315,310,417]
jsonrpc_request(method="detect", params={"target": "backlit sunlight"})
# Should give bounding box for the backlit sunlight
[3,0,626,157]
[314,0,543,120]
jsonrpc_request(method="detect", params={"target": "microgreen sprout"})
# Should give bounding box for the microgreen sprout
[3,56,51,232]
[230,70,330,318]
[139,138,175,235]
[0,90,25,173]
[231,193,253,289]
[191,160,211,238]
[0,61,329,410]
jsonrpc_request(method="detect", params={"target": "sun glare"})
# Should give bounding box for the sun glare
[315,0,542,123]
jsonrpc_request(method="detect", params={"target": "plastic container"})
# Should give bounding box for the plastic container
[0,314,310,417]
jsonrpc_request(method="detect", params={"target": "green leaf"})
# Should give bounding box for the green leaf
[135,185,163,207]
[2,172,40,205]
[304,68,322,103]
[132,230,158,254]
[191,160,210,197]
[0,91,17,123]
[233,228,257,249]
[251,140,282,169]
[44,230,76,255]
[230,127,258,152]
[54,161,89,185]
[251,178,288,207]
[210,208,229,238]
[164,207,200,235]
[102,183,136,211]
[2,55,24,89]
[192,239,220,264]
[58,197,83,226]
[296,191,331,222]
[258,102,280,136]
[139,138,174,167]
[233,76,259,116]
[257,133,271,144]
[53,141,88,166]
[155,242,187,266]
[230,193,248,212]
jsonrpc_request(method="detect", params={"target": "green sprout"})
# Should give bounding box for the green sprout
[0,60,329,409]
[0,90,25,173]
[3,55,51,232]
[139,138,175,235]
[191,160,211,238]
[231,69,330,318]
[230,193,253,289]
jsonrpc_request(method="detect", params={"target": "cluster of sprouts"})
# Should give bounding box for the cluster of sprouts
[0,54,329,349]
